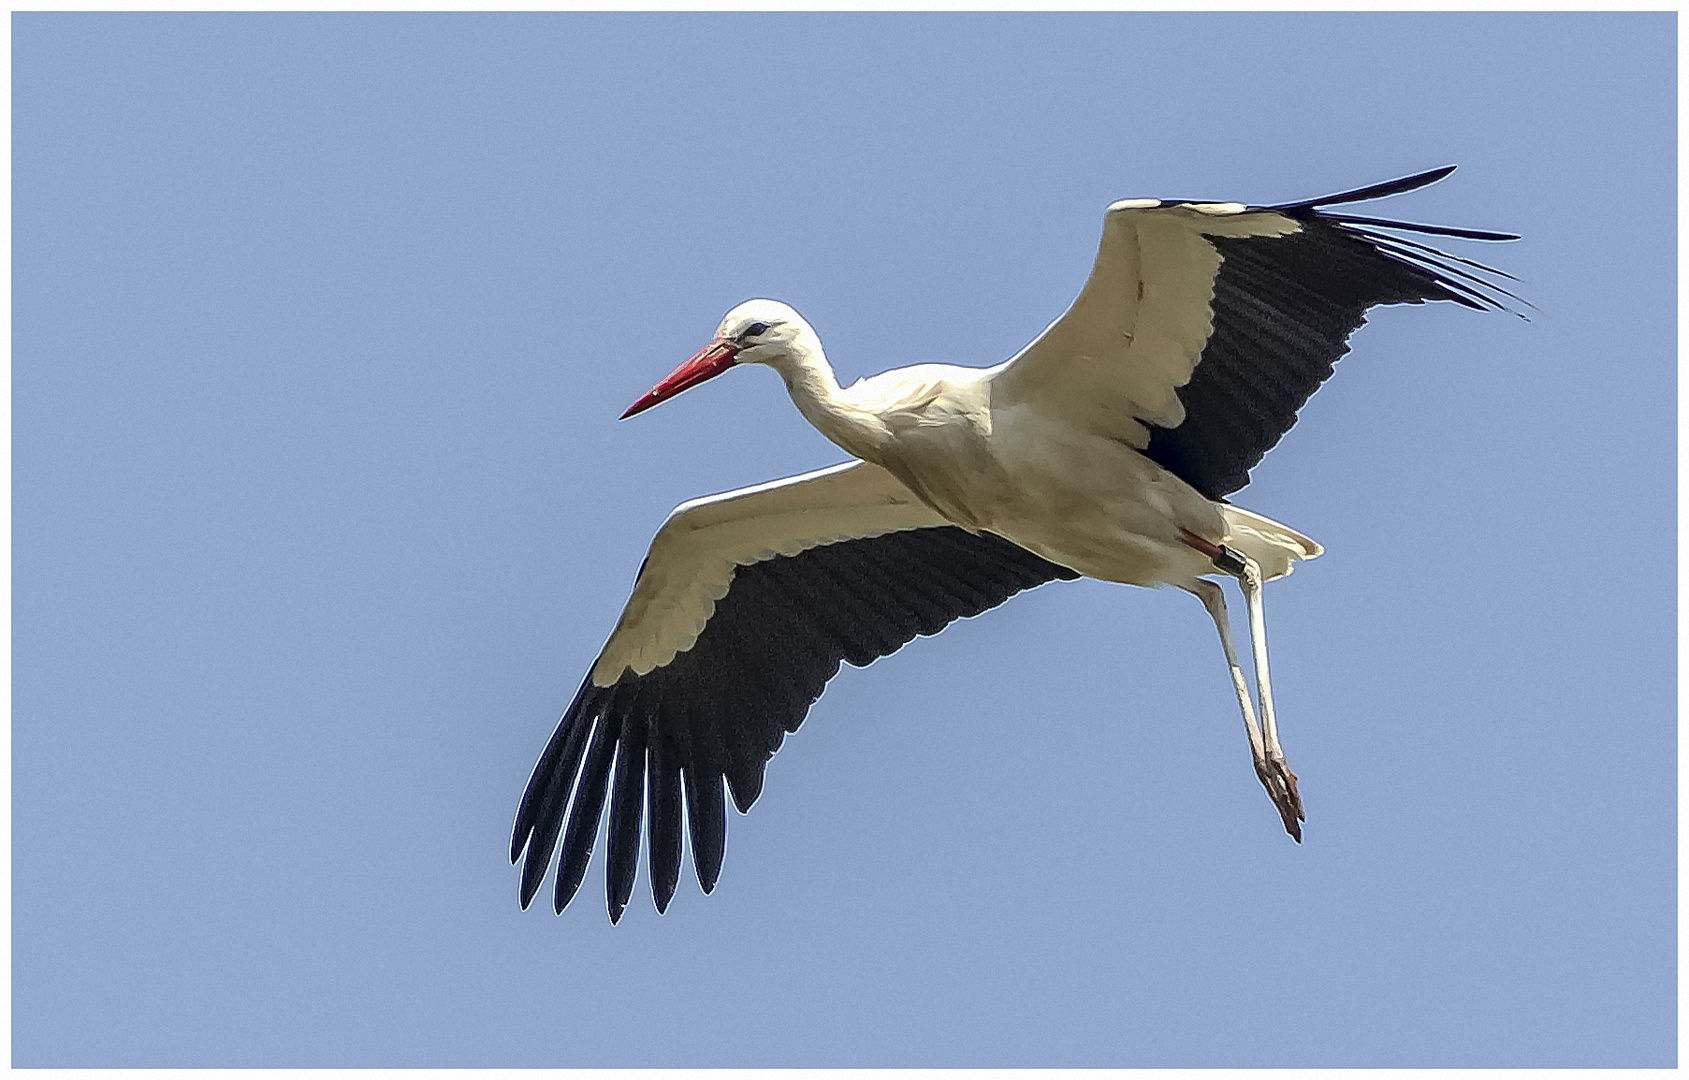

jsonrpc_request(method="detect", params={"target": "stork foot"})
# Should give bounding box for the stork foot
[1254,755,1304,842]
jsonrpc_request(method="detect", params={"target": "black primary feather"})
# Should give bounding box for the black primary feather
[605,707,647,924]
[511,525,1079,918]
[1316,213,1520,242]
[646,698,686,914]
[1267,164,1457,212]
[553,705,617,913]
[685,767,727,895]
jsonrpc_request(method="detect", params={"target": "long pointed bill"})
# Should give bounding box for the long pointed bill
[621,340,740,419]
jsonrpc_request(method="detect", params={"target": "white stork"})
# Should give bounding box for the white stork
[513,166,1519,922]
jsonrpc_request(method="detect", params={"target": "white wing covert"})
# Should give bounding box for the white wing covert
[592,460,947,685]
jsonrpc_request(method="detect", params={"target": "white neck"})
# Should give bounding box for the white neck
[763,339,889,462]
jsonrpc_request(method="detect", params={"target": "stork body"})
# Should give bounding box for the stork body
[514,167,1519,921]
[742,337,1232,589]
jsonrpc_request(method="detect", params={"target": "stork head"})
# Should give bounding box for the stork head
[621,299,811,419]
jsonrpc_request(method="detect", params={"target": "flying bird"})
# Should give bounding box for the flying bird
[513,165,1520,922]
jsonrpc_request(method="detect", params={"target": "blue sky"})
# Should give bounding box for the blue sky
[13,12,1675,1067]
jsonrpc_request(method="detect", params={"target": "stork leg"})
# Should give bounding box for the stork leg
[1180,534,1305,841]
[1233,555,1304,840]
[1185,579,1269,771]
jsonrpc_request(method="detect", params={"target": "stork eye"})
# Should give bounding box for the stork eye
[741,321,771,339]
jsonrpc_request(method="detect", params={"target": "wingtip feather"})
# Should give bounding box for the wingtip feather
[519,852,546,910]
[1269,165,1458,213]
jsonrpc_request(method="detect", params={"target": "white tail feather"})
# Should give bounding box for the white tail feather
[1219,505,1323,582]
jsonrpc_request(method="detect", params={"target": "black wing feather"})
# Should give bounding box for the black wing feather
[605,707,647,924]
[646,700,686,914]
[1317,213,1520,242]
[514,680,599,907]
[1268,164,1457,212]
[512,525,1078,918]
[1142,170,1519,500]
[553,708,617,913]
[685,767,728,895]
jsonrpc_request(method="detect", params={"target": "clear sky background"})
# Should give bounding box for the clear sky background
[13,12,1675,1068]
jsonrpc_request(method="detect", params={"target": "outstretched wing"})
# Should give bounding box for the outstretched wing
[512,460,1079,921]
[992,165,1520,499]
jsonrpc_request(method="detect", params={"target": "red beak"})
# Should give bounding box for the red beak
[621,339,741,419]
